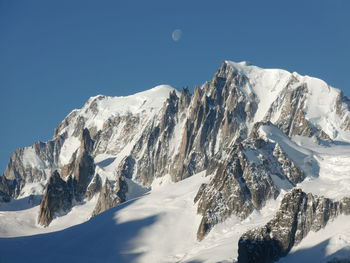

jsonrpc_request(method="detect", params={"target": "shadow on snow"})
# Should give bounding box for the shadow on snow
[0,199,159,263]
[0,194,42,211]
[279,238,350,263]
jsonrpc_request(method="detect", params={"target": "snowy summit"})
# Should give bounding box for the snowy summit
[1,61,350,263]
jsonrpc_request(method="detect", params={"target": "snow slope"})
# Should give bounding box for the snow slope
[3,62,350,262]
[293,136,350,199]
[226,61,350,141]
[278,215,350,263]
[0,172,282,263]
[1,168,350,263]
[0,196,98,237]
[58,84,178,135]
[15,84,178,198]
[259,124,350,200]
[225,61,292,123]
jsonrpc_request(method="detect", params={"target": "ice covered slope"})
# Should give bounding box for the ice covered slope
[2,60,350,263]
[259,124,350,200]
[0,174,205,262]
[224,60,350,141]
[224,61,292,122]
[1,84,179,199]
[56,84,179,167]
[0,172,283,263]
[1,171,350,263]
[56,84,178,135]
[4,60,350,201]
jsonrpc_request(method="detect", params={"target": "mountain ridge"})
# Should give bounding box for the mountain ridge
[1,60,350,263]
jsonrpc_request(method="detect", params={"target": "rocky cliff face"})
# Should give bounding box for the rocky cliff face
[0,134,66,199]
[264,80,332,140]
[37,128,97,226]
[195,122,305,240]
[92,177,127,216]
[37,170,74,226]
[237,189,350,263]
[2,60,350,253]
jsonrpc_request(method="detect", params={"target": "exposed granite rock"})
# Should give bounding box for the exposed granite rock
[1,133,66,199]
[3,60,350,237]
[1,60,338,202]
[272,143,305,185]
[57,129,95,199]
[335,91,350,131]
[37,171,74,226]
[129,90,180,185]
[92,177,127,216]
[93,114,141,156]
[85,174,102,200]
[118,156,136,179]
[126,62,260,185]
[72,129,95,199]
[264,81,331,140]
[195,123,305,240]
[0,176,13,202]
[37,128,95,226]
[237,189,350,263]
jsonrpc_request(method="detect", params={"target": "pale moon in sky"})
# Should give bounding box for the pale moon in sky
[172,29,182,41]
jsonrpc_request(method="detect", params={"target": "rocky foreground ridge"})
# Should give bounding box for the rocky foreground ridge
[2,61,350,262]
[238,188,350,263]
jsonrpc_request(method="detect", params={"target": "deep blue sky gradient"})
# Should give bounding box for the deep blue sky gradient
[1,0,349,171]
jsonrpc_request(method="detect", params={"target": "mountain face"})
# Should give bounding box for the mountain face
[238,188,350,263]
[2,61,350,262]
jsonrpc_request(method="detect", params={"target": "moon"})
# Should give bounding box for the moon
[172,29,182,42]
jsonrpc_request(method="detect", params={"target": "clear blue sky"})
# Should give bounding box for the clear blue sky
[0,0,349,172]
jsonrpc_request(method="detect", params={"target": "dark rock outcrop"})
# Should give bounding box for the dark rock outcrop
[0,176,12,202]
[1,134,66,199]
[92,177,127,216]
[3,60,350,235]
[264,80,331,140]
[195,122,305,240]
[85,174,102,200]
[38,129,95,226]
[37,171,74,226]
[72,129,95,199]
[237,189,350,263]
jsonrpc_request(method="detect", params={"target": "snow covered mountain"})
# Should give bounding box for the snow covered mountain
[1,61,350,263]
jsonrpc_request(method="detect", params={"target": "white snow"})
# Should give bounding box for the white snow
[0,172,282,263]
[225,61,350,142]
[225,61,293,123]
[278,215,350,263]
[270,174,294,191]
[0,196,98,237]
[95,85,177,116]
[4,127,350,262]
[59,135,81,165]
[259,124,315,175]
[18,182,46,197]
[57,85,179,136]
[3,63,350,262]
[243,148,262,164]
[292,136,350,199]
[300,75,350,141]
[258,124,350,200]
[22,146,45,168]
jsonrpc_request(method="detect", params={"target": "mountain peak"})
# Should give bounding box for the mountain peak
[82,84,179,117]
[54,84,179,138]
[224,60,252,67]
[2,60,350,263]
[223,60,257,74]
